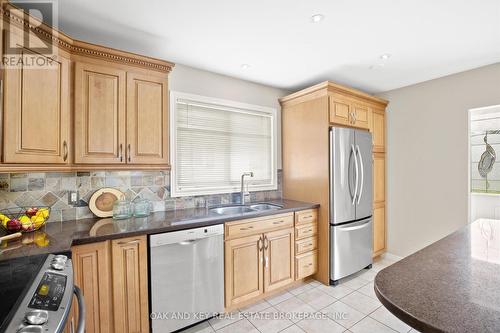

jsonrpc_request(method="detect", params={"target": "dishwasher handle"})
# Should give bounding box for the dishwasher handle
[149,225,224,248]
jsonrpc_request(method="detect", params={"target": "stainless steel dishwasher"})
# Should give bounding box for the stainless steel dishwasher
[149,224,224,333]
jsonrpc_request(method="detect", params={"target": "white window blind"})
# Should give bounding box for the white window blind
[170,91,277,197]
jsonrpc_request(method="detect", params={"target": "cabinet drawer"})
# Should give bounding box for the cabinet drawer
[225,213,294,240]
[295,223,317,240]
[295,209,317,225]
[295,237,317,255]
[295,251,317,280]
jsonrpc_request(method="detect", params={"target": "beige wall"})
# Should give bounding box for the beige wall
[169,64,290,168]
[379,63,500,257]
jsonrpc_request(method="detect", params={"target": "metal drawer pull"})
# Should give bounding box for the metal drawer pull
[302,215,313,219]
[305,243,313,246]
[240,226,254,231]
[273,220,284,225]
[258,236,263,251]
[303,229,312,233]
[118,239,140,245]
[264,235,269,250]
[63,141,68,161]
[303,263,313,268]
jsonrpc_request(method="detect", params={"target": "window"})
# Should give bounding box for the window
[170,91,278,197]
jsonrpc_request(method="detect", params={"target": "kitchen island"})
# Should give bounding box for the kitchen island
[374,219,500,333]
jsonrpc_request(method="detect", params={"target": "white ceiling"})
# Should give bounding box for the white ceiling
[53,0,500,93]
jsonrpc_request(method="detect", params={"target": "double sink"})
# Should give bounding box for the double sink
[209,203,282,215]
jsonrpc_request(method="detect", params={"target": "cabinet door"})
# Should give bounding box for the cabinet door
[72,241,113,333]
[372,108,385,152]
[3,45,70,163]
[352,102,370,129]
[224,234,264,307]
[329,97,352,126]
[264,228,294,292]
[373,153,385,203]
[111,236,149,333]
[126,72,169,165]
[74,62,126,164]
[373,203,386,255]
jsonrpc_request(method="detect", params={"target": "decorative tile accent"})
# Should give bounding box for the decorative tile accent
[0,170,283,222]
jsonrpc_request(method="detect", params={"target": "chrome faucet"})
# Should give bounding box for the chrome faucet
[240,172,254,205]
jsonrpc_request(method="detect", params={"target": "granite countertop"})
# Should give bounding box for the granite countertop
[374,219,500,333]
[0,199,318,261]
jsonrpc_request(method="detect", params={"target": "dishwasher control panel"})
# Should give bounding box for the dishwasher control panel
[150,224,224,247]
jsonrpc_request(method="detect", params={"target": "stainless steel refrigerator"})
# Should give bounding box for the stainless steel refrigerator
[330,127,373,285]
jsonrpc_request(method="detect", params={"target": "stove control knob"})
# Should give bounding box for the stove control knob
[51,261,65,270]
[54,255,67,262]
[24,309,48,325]
[18,325,44,333]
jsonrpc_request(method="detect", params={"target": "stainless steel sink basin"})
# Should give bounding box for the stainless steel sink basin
[209,206,255,215]
[248,203,283,211]
[209,203,283,215]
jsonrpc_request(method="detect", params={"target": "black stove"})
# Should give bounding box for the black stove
[0,254,48,330]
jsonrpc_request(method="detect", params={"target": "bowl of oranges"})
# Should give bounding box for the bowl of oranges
[0,207,50,233]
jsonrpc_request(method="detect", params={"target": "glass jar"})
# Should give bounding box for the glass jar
[133,198,152,218]
[113,197,132,220]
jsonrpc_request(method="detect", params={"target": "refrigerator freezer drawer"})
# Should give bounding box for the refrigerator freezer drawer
[330,218,373,281]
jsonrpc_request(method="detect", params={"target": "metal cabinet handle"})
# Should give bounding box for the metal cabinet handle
[118,239,140,245]
[302,215,313,219]
[258,236,263,251]
[272,220,284,225]
[119,144,123,162]
[63,141,68,161]
[264,235,269,250]
[240,225,254,231]
[127,144,131,162]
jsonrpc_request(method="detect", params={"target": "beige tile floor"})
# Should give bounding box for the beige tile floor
[180,257,421,333]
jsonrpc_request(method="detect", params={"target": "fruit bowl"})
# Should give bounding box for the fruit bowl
[0,207,50,233]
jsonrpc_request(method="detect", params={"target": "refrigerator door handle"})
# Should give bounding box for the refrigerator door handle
[351,144,359,205]
[356,145,364,205]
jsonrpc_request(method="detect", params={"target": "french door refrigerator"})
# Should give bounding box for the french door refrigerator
[330,127,373,285]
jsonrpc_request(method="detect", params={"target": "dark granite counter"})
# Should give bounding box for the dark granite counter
[0,199,318,261]
[374,219,500,333]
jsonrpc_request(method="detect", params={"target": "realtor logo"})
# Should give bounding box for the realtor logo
[3,1,59,69]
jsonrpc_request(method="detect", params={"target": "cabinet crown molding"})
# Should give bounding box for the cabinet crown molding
[1,3,175,73]
[279,81,388,108]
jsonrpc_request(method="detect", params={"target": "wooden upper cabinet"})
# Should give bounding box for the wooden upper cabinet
[111,236,149,333]
[72,241,113,333]
[126,72,169,165]
[373,152,385,203]
[329,96,369,129]
[329,97,351,126]
[74,62,126,164]
[225,234,264,307]
[264,228,294,292]
[3,38,70,164]
[351,102,370,129]
[372,108,385,152]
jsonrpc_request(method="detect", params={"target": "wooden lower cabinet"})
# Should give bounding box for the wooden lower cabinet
[224,234,264,307]
[373,203,386,256]
[224,209,318,309]
[264,228,294,292]
[111,236,149,333]
[71,235,148,333]
[72,241,113,333]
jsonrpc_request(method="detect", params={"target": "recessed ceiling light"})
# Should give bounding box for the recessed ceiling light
[241,64,250,69]
[380,53,391,60]
[311,14,324,23]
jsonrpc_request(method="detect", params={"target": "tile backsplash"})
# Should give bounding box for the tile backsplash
[0,170,282,222]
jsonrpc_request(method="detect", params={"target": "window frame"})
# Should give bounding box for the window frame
[170,91,278,197]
